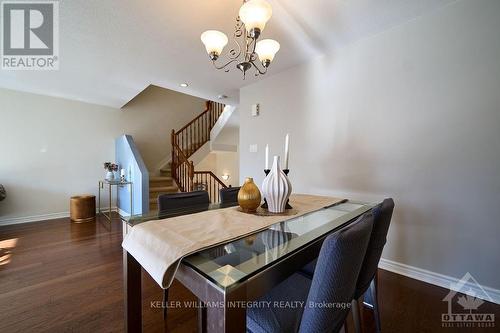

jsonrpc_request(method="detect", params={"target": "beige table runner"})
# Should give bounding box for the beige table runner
[122,194,344,288]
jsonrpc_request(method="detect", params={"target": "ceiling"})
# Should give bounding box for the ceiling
[0,0,455,108]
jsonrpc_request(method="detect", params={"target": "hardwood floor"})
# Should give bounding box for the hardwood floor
[0,216,498,332]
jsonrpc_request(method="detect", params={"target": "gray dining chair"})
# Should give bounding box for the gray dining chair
[156,190,210,320]
[0,184,6,201]
[247,212,374,333]
[219,186,240,206]
[299,198,394,333]
[351,198,394,333]
[157,190,209,214]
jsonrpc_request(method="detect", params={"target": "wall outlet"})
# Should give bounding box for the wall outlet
[249,144,258,153]
[251,104,260,117]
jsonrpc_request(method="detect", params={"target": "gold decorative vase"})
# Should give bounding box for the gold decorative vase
[238,178,262,213]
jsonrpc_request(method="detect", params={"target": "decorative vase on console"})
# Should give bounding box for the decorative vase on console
[262,156,292,213]
[104,162,118,181]
[105,171,115,181]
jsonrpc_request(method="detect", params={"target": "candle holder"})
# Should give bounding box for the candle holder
[261,169,271,209]
[261,168,292,209]
[283,169,292,209]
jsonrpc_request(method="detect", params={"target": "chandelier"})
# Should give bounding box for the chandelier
[200,0,280,79]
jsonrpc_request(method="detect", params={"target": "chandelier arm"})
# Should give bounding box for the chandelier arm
[227,33,243,60]
[243,37,249,62]
[226,44,242,60]
[242,34,253,62]
[212,58,239,70]
[235,17,244,37]
[226,17,244,60]
[244,37,261,64]
[246,37,258,62]
[250,60,268,75]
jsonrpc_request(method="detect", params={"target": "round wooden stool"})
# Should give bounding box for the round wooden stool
[70,195,96,223]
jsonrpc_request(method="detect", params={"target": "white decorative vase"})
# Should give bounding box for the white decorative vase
[262,156,292,213]
[105,171,115,181]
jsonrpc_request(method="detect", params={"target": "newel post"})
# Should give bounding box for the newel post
[189,161,195,192]
[171,129,176,178]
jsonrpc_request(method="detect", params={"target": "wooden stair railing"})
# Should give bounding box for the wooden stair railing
[193,171,227,203]
[171,101,228,202]
[173,101,225,159]
[170,139,193,192]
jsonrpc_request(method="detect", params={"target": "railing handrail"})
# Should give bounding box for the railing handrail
[193,170,227,188]
[172,140,189,163]
[175,101,212,135]
[192,170,228,203]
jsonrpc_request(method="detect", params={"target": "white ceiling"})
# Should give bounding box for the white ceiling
[0,0,455,108]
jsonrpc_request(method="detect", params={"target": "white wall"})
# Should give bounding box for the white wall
[0,86,204,224]
[214,125,239,147]
[215,151,239,187]
[211,108,240,153]
[239,0,500,290]
[195,151,240,188]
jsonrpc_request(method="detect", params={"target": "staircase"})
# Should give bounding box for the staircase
[148,166,177,210]
[171,101,228,203]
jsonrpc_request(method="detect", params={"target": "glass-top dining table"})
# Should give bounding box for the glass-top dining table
[122,199,378,332]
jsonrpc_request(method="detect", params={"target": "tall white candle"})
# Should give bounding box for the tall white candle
[284,134,290,169]
[265,144,269,170]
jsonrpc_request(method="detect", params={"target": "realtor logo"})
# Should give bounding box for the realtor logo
[1,0,59,70]
[442,272,495,329]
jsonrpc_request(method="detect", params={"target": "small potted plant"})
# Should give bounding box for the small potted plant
[104,162,119,181]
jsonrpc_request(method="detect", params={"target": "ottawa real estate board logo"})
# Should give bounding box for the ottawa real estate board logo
[1,0,59,70]
[442,272,495,329]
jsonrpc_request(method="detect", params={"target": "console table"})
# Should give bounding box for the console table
[98,180,133,222]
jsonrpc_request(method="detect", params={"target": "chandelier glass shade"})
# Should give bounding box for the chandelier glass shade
[239,0,273,32]
[201,30,229,55]
[255,39,280,62]
[200,0,280,79]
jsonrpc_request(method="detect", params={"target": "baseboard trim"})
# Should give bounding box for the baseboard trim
[379,258,500,305]
[0,207,118,226]
[0,212,70,226]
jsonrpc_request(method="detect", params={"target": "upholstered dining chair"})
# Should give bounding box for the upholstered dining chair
[219,186,240,206]
[157,190,210,215]
[0,184,6,201]
[350,198,394,333]
[156,190,210,320]
[247,212,374,333]
[299,199,395,333]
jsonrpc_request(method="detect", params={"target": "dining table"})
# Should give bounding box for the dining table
[121,197,378,333]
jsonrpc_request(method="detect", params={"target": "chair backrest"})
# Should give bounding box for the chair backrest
[299,212,374,333]
[354,198,394,298]
[157,191,210,215]
[0,184,6,201]
[220,186,241,205]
